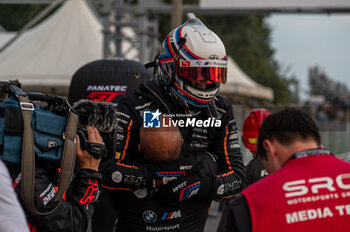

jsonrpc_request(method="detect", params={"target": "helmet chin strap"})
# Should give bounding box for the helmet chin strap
[177,37,186,48]
[144,54,159,70]
[167,62,177,86]
[207,100,218,118]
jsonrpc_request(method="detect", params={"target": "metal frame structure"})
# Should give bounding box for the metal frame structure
[92,0,160,62]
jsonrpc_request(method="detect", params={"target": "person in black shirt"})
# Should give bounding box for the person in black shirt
[6,126,104,232]
[101,14,246,232]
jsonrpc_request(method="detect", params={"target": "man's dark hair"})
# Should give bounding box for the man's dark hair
[257,108,321,160]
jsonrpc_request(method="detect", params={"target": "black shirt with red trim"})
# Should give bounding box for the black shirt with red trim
[6,162,102,232]
[102,81,246,198]
[101,81,246,231]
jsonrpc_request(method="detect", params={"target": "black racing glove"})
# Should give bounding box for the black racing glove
[100,154,202,193]
[146,153,201,189]
[77,129,108,159]
[154,173,202,207]
[154,152,218,207]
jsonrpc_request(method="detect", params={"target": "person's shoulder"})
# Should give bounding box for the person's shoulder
[223,194,251,232]
[0,161,13,184]
[329,155,350,169]
[332,155,350,164]
[227,193,247,206]
[215,95,231,105]
[243,170,280,194]
[246,158,264,170]
[117,91,150,107]
[214,95,233,112]
[0,160,7,175]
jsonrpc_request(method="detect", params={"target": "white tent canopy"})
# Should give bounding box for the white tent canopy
[0,0,138,95]
[0,32,15,48]
[0,0,103,95]
[0,0,272,100]
[219,56,274,101]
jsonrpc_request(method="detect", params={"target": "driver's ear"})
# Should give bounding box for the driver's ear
[263,139,275,158]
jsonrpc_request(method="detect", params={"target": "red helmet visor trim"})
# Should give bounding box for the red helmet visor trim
[177,59,227,84]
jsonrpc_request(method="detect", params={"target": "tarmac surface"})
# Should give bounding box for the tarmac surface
[204,213,221,232]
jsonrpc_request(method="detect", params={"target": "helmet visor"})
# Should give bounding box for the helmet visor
[177,59,227,84]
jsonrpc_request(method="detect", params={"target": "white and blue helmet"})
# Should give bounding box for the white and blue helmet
[156,14,227,109]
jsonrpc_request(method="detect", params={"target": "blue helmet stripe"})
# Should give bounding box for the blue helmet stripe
[159,53,173,60]
[159,35,173,60]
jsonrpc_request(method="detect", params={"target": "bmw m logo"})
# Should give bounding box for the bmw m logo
[143,210,157,223]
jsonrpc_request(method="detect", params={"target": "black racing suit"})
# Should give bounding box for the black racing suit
[218,158,268,231]
[6,161,102,232]
[101,80,246,231]
[245,158,268,185]
[219,194,251,232]
[107,151,218,232]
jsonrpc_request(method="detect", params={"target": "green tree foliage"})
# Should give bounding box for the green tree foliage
[0,4,46,31]
[200,15,293,104]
